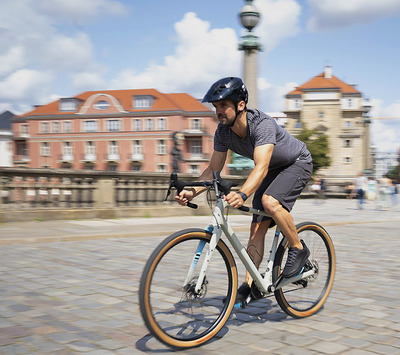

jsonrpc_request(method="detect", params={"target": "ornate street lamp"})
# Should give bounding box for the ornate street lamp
[238,0,262,109]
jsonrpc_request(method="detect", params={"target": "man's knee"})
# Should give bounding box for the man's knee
[261,195,281,216]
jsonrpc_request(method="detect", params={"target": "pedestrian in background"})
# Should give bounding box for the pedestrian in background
[355,172,368,209]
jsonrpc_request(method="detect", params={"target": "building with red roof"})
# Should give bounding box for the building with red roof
[12,89,225,174]
[284,66,373,181]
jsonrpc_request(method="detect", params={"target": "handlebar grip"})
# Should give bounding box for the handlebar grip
[187,202,198,209]
[238,206,250,212]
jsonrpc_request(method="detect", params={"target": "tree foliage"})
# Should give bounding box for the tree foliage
[296,127,331,174]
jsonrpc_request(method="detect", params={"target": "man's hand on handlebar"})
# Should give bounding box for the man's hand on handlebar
[174,189,195,207]
[224,191,244,209]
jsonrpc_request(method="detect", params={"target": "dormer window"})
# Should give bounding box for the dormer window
[59,98,80,112]
[133,95,154,109]
[93,100,110,110]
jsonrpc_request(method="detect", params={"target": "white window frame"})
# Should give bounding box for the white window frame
[40,122,49,134]
[40,142,50,156]
[63,121,72,133]
[157,140,167,155]
[191,139,202,157]
[146,118,154,131]
[158,117,167,130]
[157,164,167,173]
[133,140,143,154]
[52,121,60,133]
[63,142,73,155]
[86,141,96,155]
[191,118,201,131]
[109,141,119,155]
[106,119,122,132]
[83,120,98,133]
[133,118,142,131]
[21,124,29,135]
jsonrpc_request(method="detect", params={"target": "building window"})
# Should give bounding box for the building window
[344,157,352,164]
[59,98,79,111]
[158,118,167,130]
[106,119,121,132]
[40,122,49,133]
[294,99,301,109]
[63,121,72,133]
[191,140,202,158]
[133,118,142,131]
[157,140,167,155]
[318,111,324,119]
[191,118,201,130]
[40,142,50,156]
[107,162,118,171]
[84,162,95,170]
[189,165,200,174]
[146,119,154,131]
[157,164,167,173]
[93,100,110,110]
[109,141,119,155]
[63,142,73,155]
[86,141,96,155]
[345,120,351,128]
[133,95,153,109]
[83,120,98,132]
[344,139,351,148]
[133,140,143,154]
[131,163,141,172]
[21,124,29,135]
[52,121,60,133]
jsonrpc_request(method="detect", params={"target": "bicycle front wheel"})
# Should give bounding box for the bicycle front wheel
[139,228,237,348]
[273,222,336,318]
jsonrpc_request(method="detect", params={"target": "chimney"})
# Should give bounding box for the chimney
[324,65,332,79]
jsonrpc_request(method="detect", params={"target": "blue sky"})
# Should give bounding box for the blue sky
[1,0,400,153]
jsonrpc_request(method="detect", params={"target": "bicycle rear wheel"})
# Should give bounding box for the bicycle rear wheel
[139,228,237,348]
[273,222,335,318]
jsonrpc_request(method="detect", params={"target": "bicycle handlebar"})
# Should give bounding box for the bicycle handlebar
[164,171,238,209]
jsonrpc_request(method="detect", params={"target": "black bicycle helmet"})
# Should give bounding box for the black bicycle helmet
[202,77,248,105]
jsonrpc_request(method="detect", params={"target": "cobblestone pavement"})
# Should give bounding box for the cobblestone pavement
[0,199,400,354]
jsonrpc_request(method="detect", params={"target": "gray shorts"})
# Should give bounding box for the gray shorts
[252,159,313,225]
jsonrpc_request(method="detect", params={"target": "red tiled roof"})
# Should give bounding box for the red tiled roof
[20,89,210,117]
[287,72,361,96]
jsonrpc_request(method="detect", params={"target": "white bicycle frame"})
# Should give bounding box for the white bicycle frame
[185,197,315,295]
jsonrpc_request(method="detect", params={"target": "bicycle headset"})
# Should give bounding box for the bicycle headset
[202,77,248,127]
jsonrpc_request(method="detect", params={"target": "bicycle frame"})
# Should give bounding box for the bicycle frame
[189,197,315,295]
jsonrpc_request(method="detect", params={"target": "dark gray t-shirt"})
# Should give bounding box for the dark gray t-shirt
[214,109,311,170]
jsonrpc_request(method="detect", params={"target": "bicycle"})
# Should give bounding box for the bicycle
[139,171,336,349]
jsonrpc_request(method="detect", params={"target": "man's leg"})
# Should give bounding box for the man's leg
[262,195,301,249]
[244,220,271,285]
[262,195,310,278]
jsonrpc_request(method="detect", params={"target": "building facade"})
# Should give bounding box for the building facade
[12,89,226,174]
[284,66,373,181]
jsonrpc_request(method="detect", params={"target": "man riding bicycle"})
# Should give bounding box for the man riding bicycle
[175,77,313,307]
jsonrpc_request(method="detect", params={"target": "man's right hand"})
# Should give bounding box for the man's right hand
[174,189,195,206]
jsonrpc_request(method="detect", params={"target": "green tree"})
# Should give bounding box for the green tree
[296,127,331,174]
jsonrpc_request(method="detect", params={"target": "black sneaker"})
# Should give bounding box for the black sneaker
[282,240,310,278]
[223,282,251,309]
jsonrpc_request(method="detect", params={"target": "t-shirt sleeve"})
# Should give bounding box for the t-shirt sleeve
[214,127,228,152]
[253,117,277,147]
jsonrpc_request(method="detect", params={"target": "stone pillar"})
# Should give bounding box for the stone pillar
[94,178,115,207]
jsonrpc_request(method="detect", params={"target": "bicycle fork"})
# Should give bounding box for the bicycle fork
[182,225,222,295]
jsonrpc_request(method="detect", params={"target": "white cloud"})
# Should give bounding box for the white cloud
[111,12,240,98]
[35,0,126,22]
[258,80,298,112]
[254,0,301,51]
[0,47,27,76]
[0,0,126,112]
[71,71,107,92]
[0,69,53,101]
[307,0,400,31]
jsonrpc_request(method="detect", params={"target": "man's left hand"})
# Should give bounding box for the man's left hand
[224,191,244,208]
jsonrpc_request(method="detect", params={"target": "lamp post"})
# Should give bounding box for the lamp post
[238,0,262,109]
